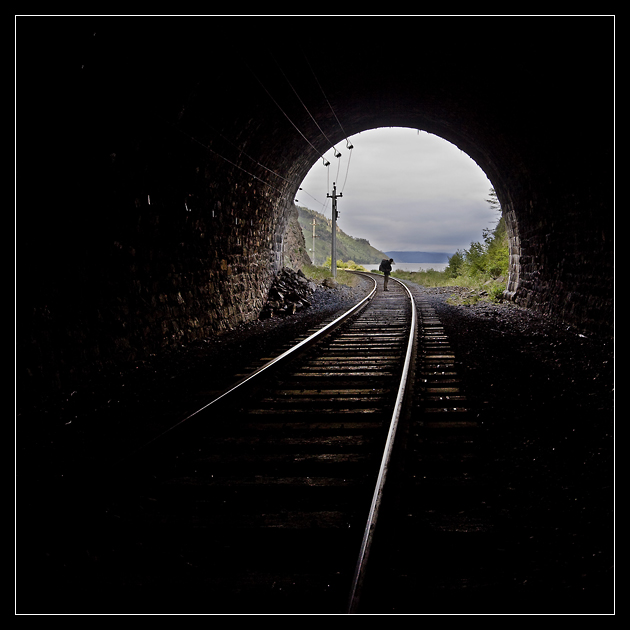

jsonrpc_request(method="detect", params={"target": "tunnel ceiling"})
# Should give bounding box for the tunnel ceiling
[17,16,614,397]
[21,17,612,203]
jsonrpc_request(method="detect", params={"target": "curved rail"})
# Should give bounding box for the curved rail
[126,271,417,613]
[136,275,378,451]
[346,274,418,613]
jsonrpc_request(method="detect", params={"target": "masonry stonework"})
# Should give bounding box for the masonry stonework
[18,19,613,400]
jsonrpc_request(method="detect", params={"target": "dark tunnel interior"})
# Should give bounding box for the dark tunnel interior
[17,15,613,401]
[15,15,615,616]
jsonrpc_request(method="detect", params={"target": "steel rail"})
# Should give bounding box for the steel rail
[346,274,418,613]
[134,275,378,452]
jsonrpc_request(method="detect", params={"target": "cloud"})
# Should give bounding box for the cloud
[298,127,496,254]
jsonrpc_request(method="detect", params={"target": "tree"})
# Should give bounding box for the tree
[444,250,464,278]
[485,187,501,216]
[444,189,508,280]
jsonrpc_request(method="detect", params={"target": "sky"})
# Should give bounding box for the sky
[295,127,497,255]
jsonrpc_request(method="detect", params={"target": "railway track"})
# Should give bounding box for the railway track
[22,273,490,614]
[103,273,417,613]
[358,292,488,613]
[21,274,610,614]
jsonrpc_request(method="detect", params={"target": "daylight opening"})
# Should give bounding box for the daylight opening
[294,128,506,293]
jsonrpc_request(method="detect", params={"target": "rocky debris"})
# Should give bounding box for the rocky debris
[259,267,319,318]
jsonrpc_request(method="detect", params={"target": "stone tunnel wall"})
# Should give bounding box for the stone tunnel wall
[497,149,613,336]
[18,139,298,397]
[17,17,613,403]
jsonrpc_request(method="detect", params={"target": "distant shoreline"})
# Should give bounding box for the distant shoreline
[362,262,449,273]
[384,251,452,263]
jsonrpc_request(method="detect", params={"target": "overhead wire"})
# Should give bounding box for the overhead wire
[303,53,354,150]
[295,187,328,210]
[161,54,353,207]
[195,65,338,209]
[245,61,331,167]
[270,52,342,160]
[302,52,355,195]
[198,118,291,186]
[340,145,353,194]
[185,118,329,207]
[169,121,285,195]
[245,52,356,205]
[173,98,330,210]
[250,54,336,210]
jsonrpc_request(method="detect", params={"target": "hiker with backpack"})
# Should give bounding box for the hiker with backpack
[378,258,394,291]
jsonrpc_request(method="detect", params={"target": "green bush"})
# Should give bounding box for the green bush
[391,195,509,304]
[489,283,506,301]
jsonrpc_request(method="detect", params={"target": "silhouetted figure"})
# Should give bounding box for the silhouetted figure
[379,258,394,291]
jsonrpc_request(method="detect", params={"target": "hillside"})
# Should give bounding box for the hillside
[297,206,388,265]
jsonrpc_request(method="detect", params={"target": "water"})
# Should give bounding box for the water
[361,262,449,273]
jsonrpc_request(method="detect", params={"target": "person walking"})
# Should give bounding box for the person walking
[379,258,394,291]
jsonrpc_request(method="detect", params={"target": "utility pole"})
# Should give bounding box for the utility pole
[327,182,342,278]
[311,218,317,266]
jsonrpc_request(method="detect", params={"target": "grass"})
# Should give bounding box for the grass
[391,268,507,304]
[301,263,365,288]
[303,262,507,303]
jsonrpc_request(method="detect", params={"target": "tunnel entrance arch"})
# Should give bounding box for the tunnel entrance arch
[18,17,613,397]
[238,30,612,335]
[294,127,501,272]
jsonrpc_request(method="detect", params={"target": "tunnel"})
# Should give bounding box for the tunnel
[17,16,613,401]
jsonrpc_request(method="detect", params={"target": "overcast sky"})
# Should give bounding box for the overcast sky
[296,127,497,255]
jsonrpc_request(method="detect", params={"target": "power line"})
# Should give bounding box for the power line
[244,55,356,208]
[271,53,342,159]
[303,53,354,150]
[295,186,328,210]
[171,123,285,195]
[245,62,331,167]
[169,115,334,209]
[301,53,355,195]
[198,118,291,185]
[340,145,353,194]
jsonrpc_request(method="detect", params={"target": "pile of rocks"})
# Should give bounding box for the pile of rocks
[260,267,319,318]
